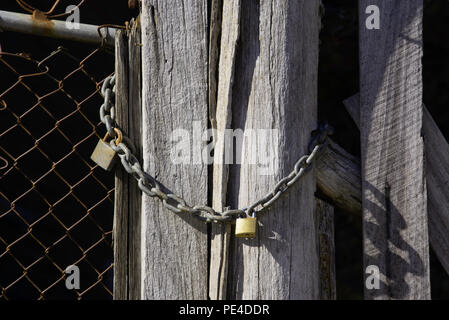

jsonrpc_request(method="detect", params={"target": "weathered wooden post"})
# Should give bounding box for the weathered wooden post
[113,29,129,300]
[140,0,209,299]
[315,199,336,300]
[209,0,240,300]
[211,0,322,299]
[358,0,430,299]
[113,21,142,300]
[344,94,449,277]
[118,0,326,300]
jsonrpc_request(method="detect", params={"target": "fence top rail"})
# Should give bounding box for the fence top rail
[0,10,118,47]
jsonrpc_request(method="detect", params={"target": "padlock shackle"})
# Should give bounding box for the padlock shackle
[103,128,123,145]
[245,207,257,219]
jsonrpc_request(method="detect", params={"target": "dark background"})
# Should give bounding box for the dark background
[0,0,447,299]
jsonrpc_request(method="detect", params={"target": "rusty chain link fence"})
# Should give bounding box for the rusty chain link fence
[14,0,88,19]
[0,4,117,298]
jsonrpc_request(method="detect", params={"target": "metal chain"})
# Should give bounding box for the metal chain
[99,75,332,223]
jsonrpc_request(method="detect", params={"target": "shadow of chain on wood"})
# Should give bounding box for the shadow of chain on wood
[363,180,426,299]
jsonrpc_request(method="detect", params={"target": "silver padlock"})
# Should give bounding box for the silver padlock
[90,129,121,171]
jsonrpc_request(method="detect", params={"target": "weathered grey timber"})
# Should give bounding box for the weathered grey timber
[140,0,209,299]
[358,0,430,299]
[225,0,321,299]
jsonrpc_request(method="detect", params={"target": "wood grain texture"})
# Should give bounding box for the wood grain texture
[209,0,241,300]
[344,93,449,276]
[423,107,449,277]
[316,140,362,216]
[208,0,222,137]
[113,30,129,300]
[113,22,143,300]
[226,0,321,299]
[358,0,430,299]
[127,20,142,300]
[141,0,209,299]
[315,199,336,300]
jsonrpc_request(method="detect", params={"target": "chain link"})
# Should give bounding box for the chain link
[100,75,332,223]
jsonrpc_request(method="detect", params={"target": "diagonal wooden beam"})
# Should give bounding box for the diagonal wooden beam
[316,139,362,216]
[315,93,449,278]
[343,93,449,277]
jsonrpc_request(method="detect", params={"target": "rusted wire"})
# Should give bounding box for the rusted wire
[15,0,35,14]
[0,43,114,300]
[0,156,7,171]
[15,0,89,19]
[98,24,128,39]
[97,24,128,54]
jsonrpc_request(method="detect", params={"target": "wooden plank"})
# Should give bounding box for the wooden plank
[344,93,449,276]
[140,0,209,299]
[127,20,142,300]
[208,0,222,138]
[316,139,362,216]
[423,107,449,278]
[113,29,129,300]
[315,199,336,300]
[209,0,241,300]
[226,0,321,299]
[358,0,430,299]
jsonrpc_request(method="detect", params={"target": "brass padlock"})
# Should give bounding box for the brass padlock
[235,217,257,238]
[91,129,122,171]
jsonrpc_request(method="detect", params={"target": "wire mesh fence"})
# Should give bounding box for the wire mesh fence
[0,42,116,299]
[14,0,87,19]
